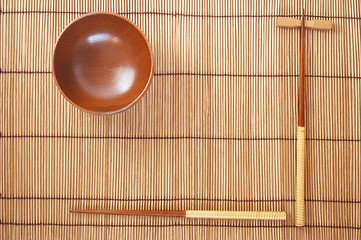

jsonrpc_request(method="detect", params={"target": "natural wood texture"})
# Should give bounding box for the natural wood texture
[298,10,306,128]
[1,0,361,239]
[70,209,286,220]
[70,209,187,217]
[53,12,153,114]
[276,17,302,28]
[277,18,333,30]
[305,20,333,30]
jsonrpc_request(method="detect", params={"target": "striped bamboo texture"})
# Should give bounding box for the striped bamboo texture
[1,0,360,239]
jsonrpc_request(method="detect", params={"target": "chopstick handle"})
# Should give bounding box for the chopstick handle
[296,126,306,226]
[186,211,286,220]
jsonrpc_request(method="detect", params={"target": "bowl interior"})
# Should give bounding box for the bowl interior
[53,13,153,114]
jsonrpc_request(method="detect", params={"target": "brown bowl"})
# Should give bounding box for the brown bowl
[53,12,153,114]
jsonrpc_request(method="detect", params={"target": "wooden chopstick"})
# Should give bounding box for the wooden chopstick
[70,209,287,220]
[295,8,306,227]
[277,11,333,226]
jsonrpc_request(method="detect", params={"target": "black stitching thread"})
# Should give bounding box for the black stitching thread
[1,71,361,79]
[0,135,295,140]
[1,196,360,204]
[0,11,360,19]
[1,196,292,202]
[1,135,361,142]
[1,222,360,229]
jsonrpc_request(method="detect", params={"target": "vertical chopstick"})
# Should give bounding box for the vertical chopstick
[276,9,332,227]
[295,8,306,227]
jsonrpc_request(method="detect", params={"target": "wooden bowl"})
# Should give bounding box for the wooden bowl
[53,12,153,114]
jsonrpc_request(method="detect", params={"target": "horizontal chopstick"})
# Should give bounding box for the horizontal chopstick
[70,209,287,220]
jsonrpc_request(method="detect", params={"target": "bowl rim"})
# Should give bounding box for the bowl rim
[52,12,154,115]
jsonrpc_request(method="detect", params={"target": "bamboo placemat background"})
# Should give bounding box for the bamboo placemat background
[1,0,360,239]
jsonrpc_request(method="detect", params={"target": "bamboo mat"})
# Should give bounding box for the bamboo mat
[1,0,360,239]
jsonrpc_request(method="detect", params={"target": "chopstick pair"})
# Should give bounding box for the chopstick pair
[71,10,333,224]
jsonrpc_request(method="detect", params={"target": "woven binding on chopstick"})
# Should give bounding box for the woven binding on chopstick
[296,126,305,226]
[186,211,286,220]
